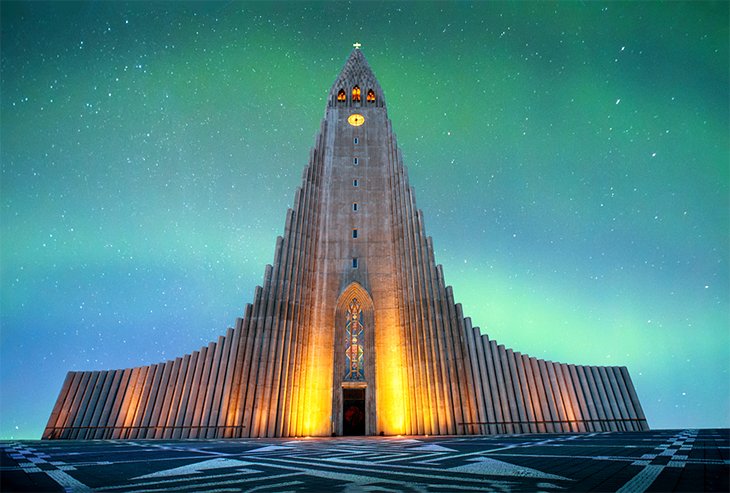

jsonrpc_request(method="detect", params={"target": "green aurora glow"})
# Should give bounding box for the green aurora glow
[1,1,728,438]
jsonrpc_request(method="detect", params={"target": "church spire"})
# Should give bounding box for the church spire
[329,47,385,108]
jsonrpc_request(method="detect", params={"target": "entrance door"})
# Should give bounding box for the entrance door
[342,388,366,436]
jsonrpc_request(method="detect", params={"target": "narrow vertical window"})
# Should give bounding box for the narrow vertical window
[353,157,358,165]
[354,137,359,145]
[353,179,358,187]
[344,298,365,381]
[352,258,358,268]
[352,85,361,102]
[352,202,358,211]
[337,89,346,102]
[367,89,376,102]
[352,229,358,238]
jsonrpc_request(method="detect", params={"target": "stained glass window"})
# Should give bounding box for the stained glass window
[352,85,361,102]
[367,89,376,102]
[337,89,346,101]
[344,298,365,381]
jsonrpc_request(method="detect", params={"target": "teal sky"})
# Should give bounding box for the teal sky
[1,1,728,439]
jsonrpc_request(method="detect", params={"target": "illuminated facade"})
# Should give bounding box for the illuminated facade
[43,48,649,440]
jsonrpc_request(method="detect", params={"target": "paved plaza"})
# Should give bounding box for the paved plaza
[1,429,728,492]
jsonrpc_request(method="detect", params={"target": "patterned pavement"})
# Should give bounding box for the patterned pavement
[1,429,727,492]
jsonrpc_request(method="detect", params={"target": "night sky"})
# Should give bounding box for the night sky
[1,2,728,439]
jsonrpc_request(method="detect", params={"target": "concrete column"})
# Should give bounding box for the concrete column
[580,365,607,431]
[73,371,101,439]
[556,363,583,432]
[242,265,275,437]
[565,364,590,432]
[148,361,173,438]
[93,371,121,439]
[598,366,622,431]
[522,355,545,433]
[546,362,569,432]
[412,209,443,434]
[514,353,537,433]
[201,335,227,438]
[130,365,157,439]
[506,350,528,433]
[85,371,113,439]
[497,345,518,433]
[113,367,142,439]
[589,366,616,431]
[464,325,487,434]
[529,358,553,433]
[452,302,479,435]
[399,184,421,438]
[165,355,190,438]
[255,236,287,437]
[485,340,507,433]
[536,360,560,433]
[153,358,181,439]
[172,353,197,439]
[182,347,207,438]
[423,238,455,435]
[227,305,254,438]
[189,342,215,438]
[620,366,649,430]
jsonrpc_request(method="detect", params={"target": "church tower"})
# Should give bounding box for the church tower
[43,47,649,439]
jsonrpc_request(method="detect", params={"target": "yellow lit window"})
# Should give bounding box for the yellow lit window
[366,89,375,102]
[352,86,361,102]
[337,89,346,102]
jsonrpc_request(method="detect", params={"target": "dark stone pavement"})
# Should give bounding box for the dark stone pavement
[1,428,727,492]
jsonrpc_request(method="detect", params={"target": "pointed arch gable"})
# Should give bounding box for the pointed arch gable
[336,282,374,312]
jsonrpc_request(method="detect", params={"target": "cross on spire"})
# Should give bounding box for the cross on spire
[353,42,362,49]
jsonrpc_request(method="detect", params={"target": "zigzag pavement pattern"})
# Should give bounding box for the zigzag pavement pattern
[2,429,728,492]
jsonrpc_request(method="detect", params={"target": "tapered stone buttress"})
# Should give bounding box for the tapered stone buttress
[43,48,649,440]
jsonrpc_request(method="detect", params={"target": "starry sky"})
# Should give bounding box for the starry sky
[1,1,728,440]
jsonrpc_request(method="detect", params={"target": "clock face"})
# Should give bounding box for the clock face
[347,113,365,126]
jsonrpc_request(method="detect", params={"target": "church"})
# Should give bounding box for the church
[43,47,649,440]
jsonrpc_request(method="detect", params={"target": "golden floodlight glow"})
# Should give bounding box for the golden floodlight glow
[374,311,406,435]
[300,320,333,436]
[41,47,649,443]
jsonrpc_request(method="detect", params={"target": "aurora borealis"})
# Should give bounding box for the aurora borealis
[1,2,728,439]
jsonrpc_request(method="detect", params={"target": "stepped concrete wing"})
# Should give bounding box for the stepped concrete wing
[43,49,648,440]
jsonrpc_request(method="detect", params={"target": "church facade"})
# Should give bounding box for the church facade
[43,48,648,440]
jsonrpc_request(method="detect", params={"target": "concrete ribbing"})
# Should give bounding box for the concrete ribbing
[114,367,141,439]
[148,362,172,438]
[200,336,225,437]
[172,353,196,439]
[72,371,99,439]
[45,49,648,440]
[594,366,624,431]
[474,331,495,434]
[620,366,649,430]
[523,355,546,433]
[506,350,528,433]
[182,348,206,438]
[514,353,537,433]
